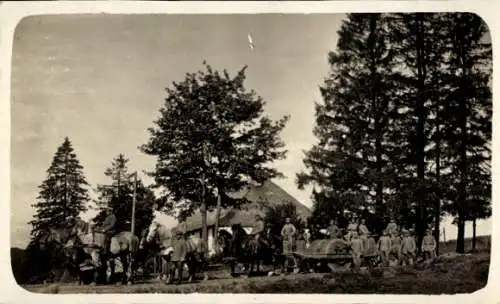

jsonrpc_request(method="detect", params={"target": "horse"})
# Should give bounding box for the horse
[218,223,270,276]
[29,227,76,283]
[140,222,206,284]
[64,219,140,285]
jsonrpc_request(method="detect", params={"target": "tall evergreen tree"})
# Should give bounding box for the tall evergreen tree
[29,137,89,237]
[439,13,492,253]
[141,62,288,254]
[386,13,453,249]
[297,14,398,234]
[94,154,155,236]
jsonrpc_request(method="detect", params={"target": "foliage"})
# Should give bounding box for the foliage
[29,137,90,237]
[140,62,289,221]
[299,13,491,252]
[93,154,155,236]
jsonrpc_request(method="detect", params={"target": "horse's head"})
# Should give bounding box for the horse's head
[217,230,232,255]
[140,221,160,249]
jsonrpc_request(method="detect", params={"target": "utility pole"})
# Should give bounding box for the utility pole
[131,171,138,236]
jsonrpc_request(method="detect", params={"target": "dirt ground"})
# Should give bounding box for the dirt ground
[22,251,490,294]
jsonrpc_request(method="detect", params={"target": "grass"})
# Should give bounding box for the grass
[21,235,491,294]
[23,251,489,294]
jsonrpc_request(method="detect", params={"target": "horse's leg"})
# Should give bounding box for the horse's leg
[186,258,194,283]
[230,260,236,276]
[126,252,134,285]
[106,257,113,284]
[165,260,174,284]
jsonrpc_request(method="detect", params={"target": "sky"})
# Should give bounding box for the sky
[10,14,492,249]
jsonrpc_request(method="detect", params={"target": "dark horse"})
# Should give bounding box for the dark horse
[28,227,76,283]
[218,224,277,276]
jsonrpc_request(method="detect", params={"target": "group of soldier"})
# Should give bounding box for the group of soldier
[249,214,438,269]
[65,208,439,278]
[323,216,438,267]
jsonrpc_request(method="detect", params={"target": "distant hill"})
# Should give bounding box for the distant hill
[11,247,28,284]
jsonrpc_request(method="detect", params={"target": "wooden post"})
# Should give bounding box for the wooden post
[131,172,138,236]
[213,188,222,254]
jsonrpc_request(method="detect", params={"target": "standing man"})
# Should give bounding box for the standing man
[170,229,187,284]
[378,230,392,266]
[281,217,297,274]
[390,230,402,265]
[401,229,417,266]
[385,218,398,236]
[345,216,359,242]
[99,206,117,256]
[421,229,437,260]
[327,219,340,239]
[349,231,364,270]
[358,218,370,236]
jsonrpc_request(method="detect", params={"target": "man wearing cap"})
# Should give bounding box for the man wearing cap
[390,230,402,265]
[422,229,437,260]
[327,219,340,239]
[358,218,370,236]
[378,229,392,266]
[349,231,364,269]
[385,218,398,236]
[99,206,117,256]
[401,229,417,266]
[345,217,359,242]
[170,229,188,283]
[281,217,297,273]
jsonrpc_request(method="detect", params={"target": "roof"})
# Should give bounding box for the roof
[180,180,312,232]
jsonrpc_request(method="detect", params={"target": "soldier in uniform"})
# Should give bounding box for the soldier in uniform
[385,218,398,236]
[170,229,187,284]
[401,229,417,266]
[345,216,359,242]
[327,219,340,239]
[349,231,364,269]
[281,217,297,274]
[422,229,437,260]
[98,206,117,256]
[378,230,392,266]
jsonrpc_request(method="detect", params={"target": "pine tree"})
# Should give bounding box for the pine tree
[94,154,155,236]
[140,62,288,254]
[439,13,492,253]
[297,14,398,233]
[29,137,89,237]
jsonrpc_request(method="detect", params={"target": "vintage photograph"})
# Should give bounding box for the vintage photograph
[10,12,491,294]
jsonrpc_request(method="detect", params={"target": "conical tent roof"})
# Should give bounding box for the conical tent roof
[181,180,311,232]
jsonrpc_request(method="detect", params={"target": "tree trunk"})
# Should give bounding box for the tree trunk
[472,217,477,252]
[200,185,208,258]
[368,15,384,215]
[433,69,441,256]
[213,189,222,254]
[415,13,428,251]
[456,24,467,254]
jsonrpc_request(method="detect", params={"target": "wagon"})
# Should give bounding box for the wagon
[291,238,380,272]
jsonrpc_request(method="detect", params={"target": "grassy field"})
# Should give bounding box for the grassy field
[20,235,491,294]
[22,252,490,294]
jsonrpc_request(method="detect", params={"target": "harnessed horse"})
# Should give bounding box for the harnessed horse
[140,222,207,284]
[64,219,139,285]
